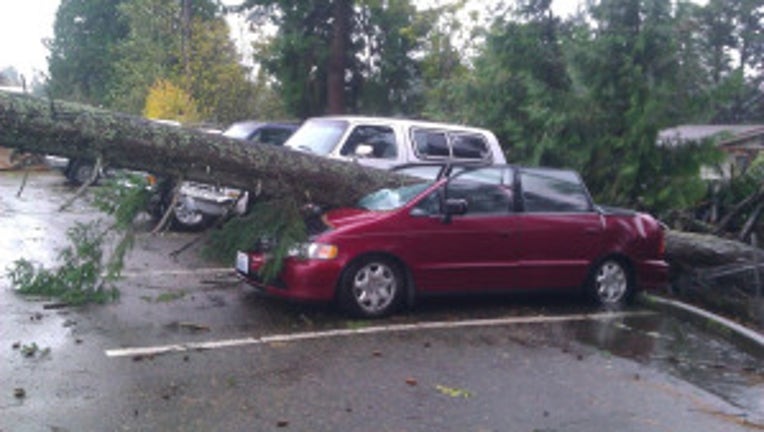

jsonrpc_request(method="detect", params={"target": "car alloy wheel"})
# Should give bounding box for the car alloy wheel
[172,198,205,229]
[592,259,631,306]
[340,257,403,318]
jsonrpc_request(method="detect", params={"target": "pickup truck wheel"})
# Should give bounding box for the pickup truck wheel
[339,257,403,318]
[589,259,633,307]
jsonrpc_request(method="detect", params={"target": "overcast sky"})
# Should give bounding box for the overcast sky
[0,0,59,79]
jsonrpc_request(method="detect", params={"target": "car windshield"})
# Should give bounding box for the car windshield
[284,119,348,155]
[357,182,432,211]
[222,122,260,140]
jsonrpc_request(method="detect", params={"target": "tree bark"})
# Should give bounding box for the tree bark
[1,91,762,274]
[0,91,403,208]
[327,0,350,114]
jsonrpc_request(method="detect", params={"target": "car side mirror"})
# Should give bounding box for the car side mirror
[442,198,468,223]
[354,144,374,158]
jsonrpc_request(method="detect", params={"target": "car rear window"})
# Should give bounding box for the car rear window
[520,169,592,213]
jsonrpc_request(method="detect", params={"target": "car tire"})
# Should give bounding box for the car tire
[338,256,404,318]
[170,198,208,231]
[67,160,99,186]
[588,258,633,307]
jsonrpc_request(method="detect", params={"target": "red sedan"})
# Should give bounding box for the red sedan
[236,165,668,318]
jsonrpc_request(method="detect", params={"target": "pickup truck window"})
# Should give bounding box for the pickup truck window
[339,125,397,159]
[520,169,591,213]
[412,129,450,157]
[411,129,490,161]
[451,133,490,159]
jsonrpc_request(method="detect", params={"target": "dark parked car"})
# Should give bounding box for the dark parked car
[236,164,668,318]
[222,120,299,146]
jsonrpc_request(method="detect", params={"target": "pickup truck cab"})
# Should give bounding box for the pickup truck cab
[283,116,506,170]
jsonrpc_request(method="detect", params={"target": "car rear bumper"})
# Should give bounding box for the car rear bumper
[236,252,342,301]
[636,259,670,291]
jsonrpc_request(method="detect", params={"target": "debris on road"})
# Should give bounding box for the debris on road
[435,385,473,399]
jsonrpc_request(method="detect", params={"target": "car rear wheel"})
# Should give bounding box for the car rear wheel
[338,257,404,318]
[589,259,633,307]
[67,160,98,185]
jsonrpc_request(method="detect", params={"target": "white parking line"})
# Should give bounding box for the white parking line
[105,310,655,358]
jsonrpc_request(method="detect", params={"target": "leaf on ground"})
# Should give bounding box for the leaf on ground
[435,384,473,399]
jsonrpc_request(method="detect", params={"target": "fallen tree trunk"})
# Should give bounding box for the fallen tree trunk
[665,230,764,269]
[2,91,763,274]
[0,91,403,208]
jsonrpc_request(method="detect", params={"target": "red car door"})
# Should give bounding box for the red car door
[400,167,519,293]
[513,168,603,290]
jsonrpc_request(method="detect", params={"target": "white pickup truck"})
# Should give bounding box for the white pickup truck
[284,116,506,169]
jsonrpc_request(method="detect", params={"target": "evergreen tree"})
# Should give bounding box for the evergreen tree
[48,0,130,105]
[242,0,429,117]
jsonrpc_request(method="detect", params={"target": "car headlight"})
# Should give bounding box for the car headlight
[287,242,338,260]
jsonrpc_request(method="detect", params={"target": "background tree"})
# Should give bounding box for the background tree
[243,0,430,118]
[182,17,265,124]
[47,0,129,105]
[143,78,201,123]
[48,0,269,125]
[0,67,22,87]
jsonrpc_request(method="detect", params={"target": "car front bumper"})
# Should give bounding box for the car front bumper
[236,251,343,301]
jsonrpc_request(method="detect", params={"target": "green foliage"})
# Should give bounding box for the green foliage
[246,0,431,117]
[203,199,306,281]
[182,18,268,124]
[20,342,50,359]
[6,172,150,305]
[48,0,130,105]
[7,222,118,305]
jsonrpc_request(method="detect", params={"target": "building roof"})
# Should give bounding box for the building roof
[658,124,764,147]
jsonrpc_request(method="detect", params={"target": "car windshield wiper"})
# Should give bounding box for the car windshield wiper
[297,145,315,154]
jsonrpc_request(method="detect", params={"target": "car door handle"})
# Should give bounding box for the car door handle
[584,227,600,235]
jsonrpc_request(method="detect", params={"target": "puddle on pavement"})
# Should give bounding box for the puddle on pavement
[568,313,764,421]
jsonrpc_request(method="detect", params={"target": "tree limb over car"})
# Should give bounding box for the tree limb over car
[2,90,763,295]
[0,91,404,209]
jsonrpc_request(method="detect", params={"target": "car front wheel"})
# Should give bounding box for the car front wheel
[338,257,404,318]
[170,197,207,231]
[589,259,633,307]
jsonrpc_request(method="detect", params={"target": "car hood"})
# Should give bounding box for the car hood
[322,207,387,229]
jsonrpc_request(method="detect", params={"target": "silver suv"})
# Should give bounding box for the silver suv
[284,116,506,170]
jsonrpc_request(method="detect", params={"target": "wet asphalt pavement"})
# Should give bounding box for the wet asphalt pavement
[1,171,763,431]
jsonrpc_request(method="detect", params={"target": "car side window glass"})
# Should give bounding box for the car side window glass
[446,167,514,216]
[260,128,293,146]
[451,133,489,160]
[339,125,397,159]
[520,169,591,213]
[412,190,441,216]
[412,129,449,158]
